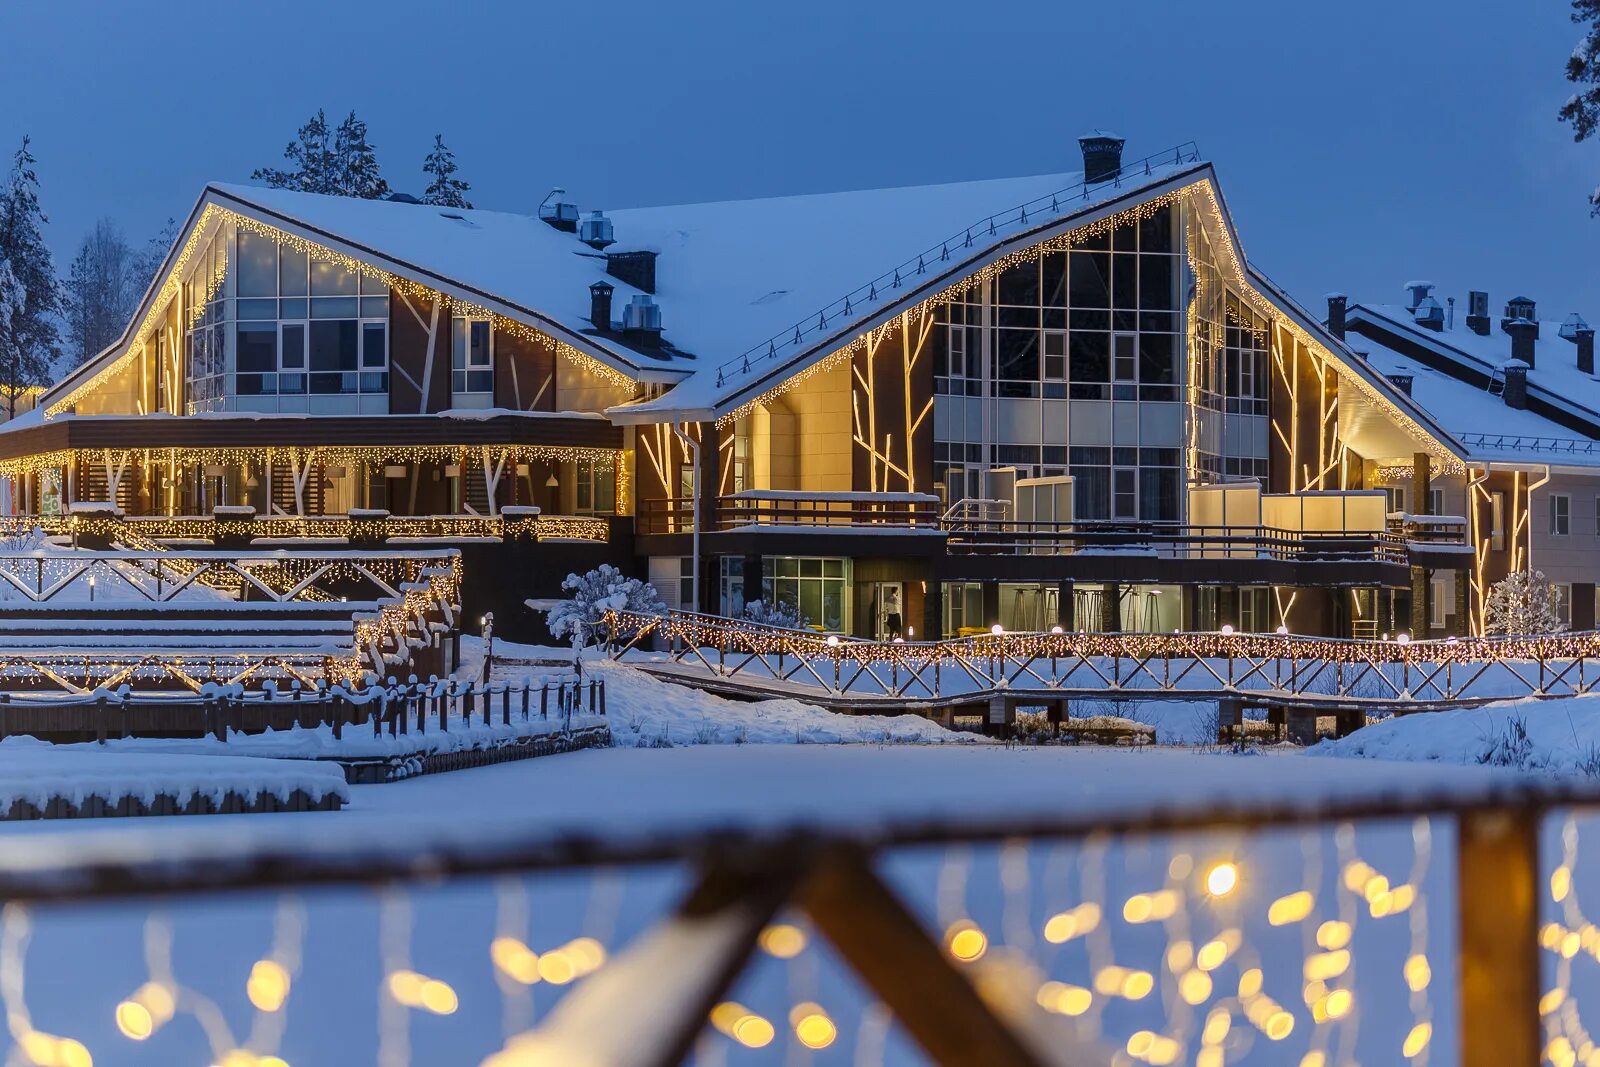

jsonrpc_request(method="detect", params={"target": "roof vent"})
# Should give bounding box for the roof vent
[385,191,422,204]
[1403,281,1435,311]
[1560,312,1591,341]
[537,187,580,232]
[621,294,663,345]
[1412,295,1445,331]
[1502,296,1538,338]
[1078,131,1125,184]
[1386,372,1414,397]
[1466,290,1491,336]
[579,210,615,250]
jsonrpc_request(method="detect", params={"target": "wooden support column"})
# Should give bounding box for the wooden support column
[1459,808,1540,1067]
[1410,566,1431,638]
[1413,451,1432,515]
[981,582,1000,631]
[923,579,943,639]
[740,553,763,614]
[1218,585,1239,630]
[1056,580,1074,631]
[1100,582,1120,633]
[1455,568,1472,636]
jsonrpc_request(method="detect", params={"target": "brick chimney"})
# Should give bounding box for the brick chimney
[605,250,657,294]
[1580,327,1596,376]
[1503,362,1529,409]
[1506,318,1538,368]
[1079,131,1126,184]
[589,281,614,330]
[1326,293,1347,339]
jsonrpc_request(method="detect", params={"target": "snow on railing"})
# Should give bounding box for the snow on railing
[713,141,1203,389]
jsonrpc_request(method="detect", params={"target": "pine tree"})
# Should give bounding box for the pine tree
[0,137,61,419]
[333,111,388,200]
[421,135,472,209]
[64,218,137,366]
[1560,0,1600,214]
[252,110,337,194]
[1483,568,1569,635]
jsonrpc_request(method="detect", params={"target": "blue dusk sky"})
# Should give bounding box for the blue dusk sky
[1,0,1594,331]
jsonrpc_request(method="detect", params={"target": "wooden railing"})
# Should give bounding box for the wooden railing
[0,765,1585,1066]
[608,609,1600,707]
[0,511,615,545]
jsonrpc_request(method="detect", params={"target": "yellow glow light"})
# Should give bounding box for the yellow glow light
[945,920,987,962]
[789,1003,836,1050]
[247,959,291,1012]
[1403,1022,1432,1058]
[758,923,806,959]
[1205,862,1239,897]
[1036,981,1093,1016]
[490,937,541,985]
[1267,890,1315,926]
[114,1001,153,1041]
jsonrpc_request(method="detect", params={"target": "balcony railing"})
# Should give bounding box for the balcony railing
[0,510,615,545]
[638,491,942,535]
[944,520,1414,563]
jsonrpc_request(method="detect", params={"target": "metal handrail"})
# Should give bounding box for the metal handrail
[713,142,1203,389]
[1457,431,1600,456]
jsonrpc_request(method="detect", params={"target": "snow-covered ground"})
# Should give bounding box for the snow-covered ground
[1317,692,1600,776]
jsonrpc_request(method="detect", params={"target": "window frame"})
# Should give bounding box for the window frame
[1552,493,1572,536]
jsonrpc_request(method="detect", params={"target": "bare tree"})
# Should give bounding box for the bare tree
[63,218,137,366]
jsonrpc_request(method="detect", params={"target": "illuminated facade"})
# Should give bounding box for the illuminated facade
[3,137,1488,638]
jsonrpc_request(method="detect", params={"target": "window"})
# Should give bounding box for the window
[948,327,967,378]
[1112,333,1138,398]
[1557,583,1574,627]
[1112,468,1137,519]
[1042,329,1067,380]
[310,320,358,394]
[1383,486,1406,516]
[575,458,616,514]
[451,317,493,395]
[1428,488,1444,516]
[1552,494,1571,536]
[1430,578,1447,630]
[765,557,850,632]
[1491,491,1506,550]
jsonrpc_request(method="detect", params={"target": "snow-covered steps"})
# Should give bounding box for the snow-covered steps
[0,738,349,820]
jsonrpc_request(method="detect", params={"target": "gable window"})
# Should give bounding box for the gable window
[1552,494,1571,536]
[451,317,493,399]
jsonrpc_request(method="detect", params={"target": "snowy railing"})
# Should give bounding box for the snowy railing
[0,757,1582,1066]
[0,511,615,545]
[1457,432,1600,457]
[713,142,1202,389]
[609,609,1600,707]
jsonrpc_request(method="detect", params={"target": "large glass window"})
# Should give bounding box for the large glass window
[765,557,850,633]
[575,458,616,514]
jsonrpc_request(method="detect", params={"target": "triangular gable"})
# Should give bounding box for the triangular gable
[43,187,669,415]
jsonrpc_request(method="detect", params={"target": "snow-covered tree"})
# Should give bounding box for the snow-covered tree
[742,598,806,630]
[333,111,388,200]
[1483,568,1569,635]
[63,218,137,366]
[421,135,472,209]
[0,137,61,419]
[1561,0,1600,213]
[253,110,338,194]
[548,564,665,649]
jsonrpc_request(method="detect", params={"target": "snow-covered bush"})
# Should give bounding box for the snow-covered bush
[1483,568,1569,635]
[742,598,807,629]
[548,564,665,649]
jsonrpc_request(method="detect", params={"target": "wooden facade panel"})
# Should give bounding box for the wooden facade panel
[494,328,557,412]
[850,310,935,495]
[388,288,450,414]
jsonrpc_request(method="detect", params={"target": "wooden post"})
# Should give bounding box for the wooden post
[1458,807,1540,1067]
[800,847,1046,1066]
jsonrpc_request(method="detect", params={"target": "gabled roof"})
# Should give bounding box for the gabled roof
[1342,326,1600,470]
[1345,303,1600,436]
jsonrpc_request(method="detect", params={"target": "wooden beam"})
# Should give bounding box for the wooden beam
[486,858,799,1067]
[800,847,1047,1067]
[1458,808,1540,1067]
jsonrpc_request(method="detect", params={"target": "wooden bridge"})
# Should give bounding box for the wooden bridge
[607,610,1600,726]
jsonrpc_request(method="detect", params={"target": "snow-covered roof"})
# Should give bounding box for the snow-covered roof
[44,149,1216,422]
[1345,303,1600,439]
[1345,329,1600,468]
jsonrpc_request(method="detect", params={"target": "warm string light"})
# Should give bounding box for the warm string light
[17,512,610,546]
[49,205,642,415]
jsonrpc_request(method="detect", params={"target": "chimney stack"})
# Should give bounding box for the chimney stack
[589,281,614,331]
[1466,291,1491,336]
[1580,327,1596,377]
[1502,362,1529,410]
[1506,317,1538,368]
[621,294,663,348]
[1404,281,1435,311]
[1502,297,1539,339]
[1079,131,1126,184]
[579,210,615,250]
[1326,293,1347,339]
[605,250,658,294]
[537,187,580,232]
